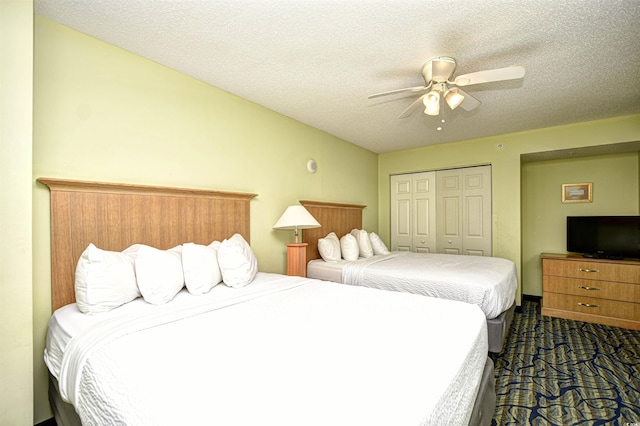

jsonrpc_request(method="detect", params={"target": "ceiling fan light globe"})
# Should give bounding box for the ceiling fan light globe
[423,90,440,116]
[423,104,440,116]
[423,91,440,106]
[445,90,464,110]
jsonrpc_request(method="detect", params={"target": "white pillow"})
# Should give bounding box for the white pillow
[182,241,222,295]
[340,233,359,261]
[128,244,184,305]
[75,243,140,314]
[355,229,374,258]
[318,232,341,262]
[369,232,390,255]
[218,234,258,288]
[350,228,360,238]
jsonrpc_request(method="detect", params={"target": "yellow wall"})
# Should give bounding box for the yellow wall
[1,0,34,424]
[521,152,639,295]
[32,16,378,422]
[0,0,33,425]
[378,114,640,306]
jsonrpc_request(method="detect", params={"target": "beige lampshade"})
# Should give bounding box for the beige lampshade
[273,205,321,242]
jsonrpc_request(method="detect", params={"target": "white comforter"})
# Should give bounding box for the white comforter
[53,273,488,426]
[342,252,517,319]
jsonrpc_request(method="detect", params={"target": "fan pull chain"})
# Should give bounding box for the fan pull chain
[437,94,445,131]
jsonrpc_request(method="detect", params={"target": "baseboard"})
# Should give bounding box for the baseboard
[515,294,541,313]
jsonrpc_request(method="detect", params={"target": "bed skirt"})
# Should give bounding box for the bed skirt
[49,360,496,426]
[468,357,497,426]
[487,301,516,353]
[49,374,81,426]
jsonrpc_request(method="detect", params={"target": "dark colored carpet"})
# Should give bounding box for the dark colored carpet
[490,300,640,425]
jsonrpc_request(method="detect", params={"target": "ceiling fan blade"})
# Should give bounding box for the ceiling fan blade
[368,84,431,99]
[453,65,525,87]
[398,94,426,118]
[457,89,481,111]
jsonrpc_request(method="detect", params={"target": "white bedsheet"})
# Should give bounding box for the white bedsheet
[308,252,517,319]
[49,272,488,426]
[46,293,167,381]
[45,282,268,381]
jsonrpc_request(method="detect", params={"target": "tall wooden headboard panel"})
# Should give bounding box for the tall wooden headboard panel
[299,200,366,262]
[38,178,257,311]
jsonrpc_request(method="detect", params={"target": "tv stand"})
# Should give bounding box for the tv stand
[541,253,640,331]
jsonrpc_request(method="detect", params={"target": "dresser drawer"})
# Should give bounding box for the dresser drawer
[543,292,640,322]
[542,259,640,284]
[543,276,640,302]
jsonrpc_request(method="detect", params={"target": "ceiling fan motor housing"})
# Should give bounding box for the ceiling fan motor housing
[422,56,456,84]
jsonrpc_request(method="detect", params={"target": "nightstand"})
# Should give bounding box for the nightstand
[286,243,308,277]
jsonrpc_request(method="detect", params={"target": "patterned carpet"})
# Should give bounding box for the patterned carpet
[490,299,640,426]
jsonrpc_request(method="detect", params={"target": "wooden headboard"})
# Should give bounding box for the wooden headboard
[38,178,257,311]
[299,200,366,262]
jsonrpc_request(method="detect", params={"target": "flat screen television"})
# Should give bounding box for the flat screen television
[566,216,640,259]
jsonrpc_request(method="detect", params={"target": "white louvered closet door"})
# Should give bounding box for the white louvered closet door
[436,169,464,254]
[390,174,413,251]
[390,172,436,252]
[461,166,492,256]
[436,165,492,256]
[412,172,436,253]
[391,166,491,255]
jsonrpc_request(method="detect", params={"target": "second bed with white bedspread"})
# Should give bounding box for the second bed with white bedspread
[307,251,518,353]
[335,252,517,319]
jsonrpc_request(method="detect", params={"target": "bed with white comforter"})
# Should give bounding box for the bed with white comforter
[310,252,517,319]
[46,272,489,426]
[307,252,517,352]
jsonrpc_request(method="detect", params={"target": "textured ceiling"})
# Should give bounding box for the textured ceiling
[34,0,640,154]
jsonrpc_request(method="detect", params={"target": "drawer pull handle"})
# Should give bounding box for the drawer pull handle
[578,302,599,308]
[577,285,600,291]
[578,268,600,273]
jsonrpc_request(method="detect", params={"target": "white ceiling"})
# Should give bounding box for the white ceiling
[34,0,640,154]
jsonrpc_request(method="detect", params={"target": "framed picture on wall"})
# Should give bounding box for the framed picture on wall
[562,182,592,203]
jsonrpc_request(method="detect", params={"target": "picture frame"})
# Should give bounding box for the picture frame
[562,182,592,203]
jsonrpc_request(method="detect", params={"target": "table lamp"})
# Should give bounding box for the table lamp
[273,205,321,243]
[273,205,321,277]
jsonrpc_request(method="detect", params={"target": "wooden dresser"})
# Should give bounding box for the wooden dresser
[541,253,640,330]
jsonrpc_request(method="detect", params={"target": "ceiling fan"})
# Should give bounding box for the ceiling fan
[369,57,525,119]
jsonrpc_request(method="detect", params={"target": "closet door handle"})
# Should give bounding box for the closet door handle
[578,268,600,273]
[577,285,600,291]
[578,302,599,308]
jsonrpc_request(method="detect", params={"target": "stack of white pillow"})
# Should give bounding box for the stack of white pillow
[74,233,257,314]
[317,229,390,262]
